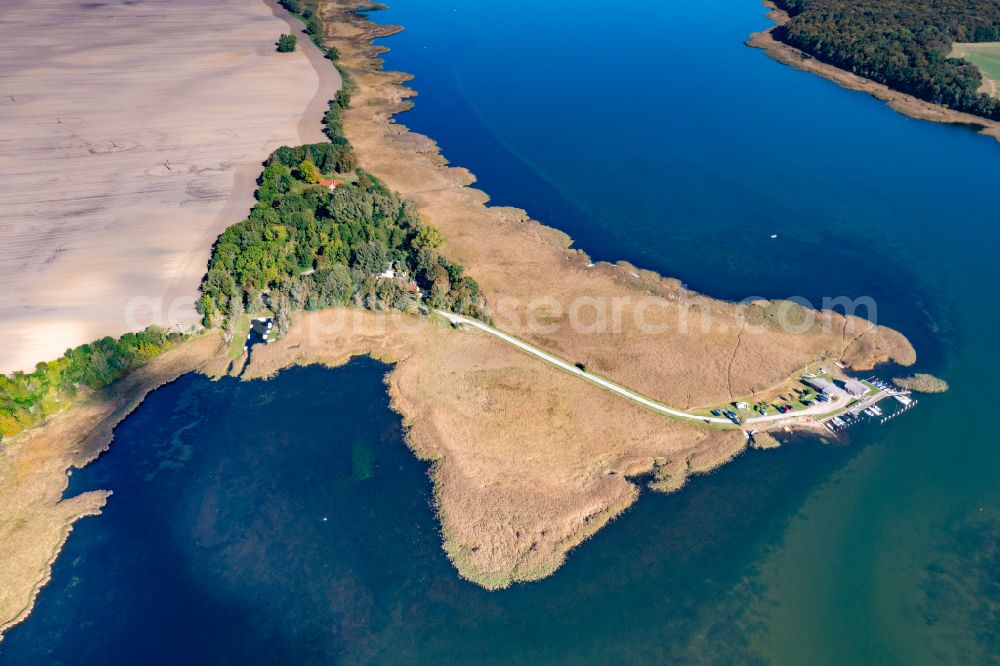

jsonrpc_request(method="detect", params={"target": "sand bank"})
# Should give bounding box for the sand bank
[0,0,341,374]
[747,2,1000,144]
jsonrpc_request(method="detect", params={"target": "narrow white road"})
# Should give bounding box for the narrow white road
[437,311,733,424]
[437,310,863,427]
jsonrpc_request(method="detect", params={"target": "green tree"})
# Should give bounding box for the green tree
[225,297,244,342]
[298,158,321,184]
[413,225,445,251]
[352,240,389,276]
[272,292,292,338]
[277,34,297,53]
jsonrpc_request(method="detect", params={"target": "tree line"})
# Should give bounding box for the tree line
[775,0,1000,120]
[0,328,178,441]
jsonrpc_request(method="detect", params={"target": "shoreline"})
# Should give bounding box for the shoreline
[1,0,924,638]
[746,1,1000,144]
[308,0,915,585]
[1,15,346,627]
[0,334,228,641]
[319,0,913,407]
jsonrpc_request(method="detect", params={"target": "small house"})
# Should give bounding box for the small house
[377,261,399,280]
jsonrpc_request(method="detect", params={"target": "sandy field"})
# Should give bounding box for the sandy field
[0,0,340,373]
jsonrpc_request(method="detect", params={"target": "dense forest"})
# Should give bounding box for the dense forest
[197,143,485,332]
[774,0,1000,120]
[0,328,179,441]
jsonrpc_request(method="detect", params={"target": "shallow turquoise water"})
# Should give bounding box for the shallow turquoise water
[3,0,999,662]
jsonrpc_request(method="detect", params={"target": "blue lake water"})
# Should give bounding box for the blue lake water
[3,0,999,662]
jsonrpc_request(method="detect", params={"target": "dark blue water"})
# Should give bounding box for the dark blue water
[367,1,999,660]
[4,0,1000,661]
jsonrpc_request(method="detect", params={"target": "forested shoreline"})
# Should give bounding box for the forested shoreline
[0,328,179,441]
[773,0,1000,120]
[197,141,484,332]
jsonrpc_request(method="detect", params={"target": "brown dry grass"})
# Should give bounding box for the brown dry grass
[0,307,744,633]
[747,2,1000,143]
[317,0,916,412]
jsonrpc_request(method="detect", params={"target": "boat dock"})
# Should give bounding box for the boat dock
[822,377,916,433]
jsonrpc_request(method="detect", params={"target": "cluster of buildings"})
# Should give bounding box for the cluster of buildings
[377,261,422,297]
[803,376,870,399]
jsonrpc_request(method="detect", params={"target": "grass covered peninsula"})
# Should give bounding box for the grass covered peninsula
[1,0,924,641]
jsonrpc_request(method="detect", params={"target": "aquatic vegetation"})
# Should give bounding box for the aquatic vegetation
[893,373,950,393]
